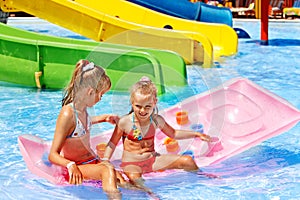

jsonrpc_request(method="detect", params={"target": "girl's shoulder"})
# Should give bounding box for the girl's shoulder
[60,104,74,118]
[56,104,76,130]
[116,114,132,133]
[152,114,164,121]
[118,114,131,127]
[151,114,166,127]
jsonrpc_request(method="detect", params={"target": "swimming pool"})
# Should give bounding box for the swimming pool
[1,18,300,199]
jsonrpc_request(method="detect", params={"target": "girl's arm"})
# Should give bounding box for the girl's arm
[48,106,83,184]
[48,106,75,167]
[174,129,211,141]
[103,123,124,161]
[91,114,119,125]
[156,115,211,142]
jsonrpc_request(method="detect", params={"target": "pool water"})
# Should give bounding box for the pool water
[1,18,300,199]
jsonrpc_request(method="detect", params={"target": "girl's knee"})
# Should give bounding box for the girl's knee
[180,155,197,168]
[101,161,114,168]
[181,155,194,163]
[126,172,142,181]
[99,162,117,177]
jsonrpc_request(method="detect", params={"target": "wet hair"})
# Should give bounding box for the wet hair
[129,76,158,114]
[62,59,111,106]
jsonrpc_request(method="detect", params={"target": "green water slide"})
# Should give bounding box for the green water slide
[0,23,187,94]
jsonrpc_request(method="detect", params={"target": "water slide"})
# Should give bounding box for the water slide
[127,0,233,26]
[1,0,238,67]
[73,0,238,57]
[128,0,250,39]
[0,22,187,94]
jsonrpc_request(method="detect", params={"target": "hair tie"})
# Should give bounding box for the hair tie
[82,62,95,72]
[139,76,151,82]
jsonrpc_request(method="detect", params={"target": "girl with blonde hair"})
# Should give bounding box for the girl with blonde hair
[48,59,125,196]
[103,76,211,188]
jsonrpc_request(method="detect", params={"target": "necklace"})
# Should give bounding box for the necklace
[132,114,153,141]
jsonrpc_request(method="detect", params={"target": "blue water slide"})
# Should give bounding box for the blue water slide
[126,0,251,38]
[127,0,233,27]
[198,3,232,26]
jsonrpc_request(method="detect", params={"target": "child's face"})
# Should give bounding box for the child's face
[132,93,156,121]
[95,86,110,104]
[86,86,110,107]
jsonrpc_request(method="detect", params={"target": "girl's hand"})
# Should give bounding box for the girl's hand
[68,164,83,185]
[197,133,211,142]
[105,114,120,124]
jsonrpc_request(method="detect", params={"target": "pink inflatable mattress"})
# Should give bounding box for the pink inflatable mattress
[18,77,300,184]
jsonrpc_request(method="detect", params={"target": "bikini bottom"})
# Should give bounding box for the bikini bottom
[76,157,99,165]
[120,156,156,174]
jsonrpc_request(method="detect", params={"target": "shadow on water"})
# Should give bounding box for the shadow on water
[244,39,300,46]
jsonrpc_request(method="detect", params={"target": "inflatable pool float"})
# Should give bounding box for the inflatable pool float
[18,77,300,184]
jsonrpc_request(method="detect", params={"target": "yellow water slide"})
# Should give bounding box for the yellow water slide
[76,0,238,58]
[1,0,229,67]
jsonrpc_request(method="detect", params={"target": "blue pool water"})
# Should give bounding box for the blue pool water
[1,18,300,199]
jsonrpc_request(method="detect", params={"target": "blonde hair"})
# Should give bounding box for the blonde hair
[62,59,111,106]
[129,76,158,114]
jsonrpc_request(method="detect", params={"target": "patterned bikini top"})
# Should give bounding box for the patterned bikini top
[66,103,92,138]
[123,114,155,141]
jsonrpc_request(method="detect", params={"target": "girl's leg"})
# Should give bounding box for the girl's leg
[153,154,220,179]
[122,164,143,182]
[122,165,151,192]
[115,170,128,186]
[152,154,198,171]
[78,162,119,192]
